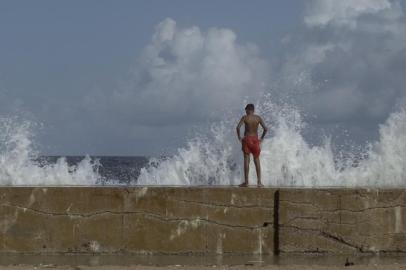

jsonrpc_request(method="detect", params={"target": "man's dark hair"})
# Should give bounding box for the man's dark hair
[245,103,255,111]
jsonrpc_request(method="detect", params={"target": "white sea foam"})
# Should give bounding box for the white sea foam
[1,99,406,187]
[138,99,406,187]
[0,117,100,185]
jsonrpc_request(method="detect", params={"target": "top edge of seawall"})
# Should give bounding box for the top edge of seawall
[0,185,406,191]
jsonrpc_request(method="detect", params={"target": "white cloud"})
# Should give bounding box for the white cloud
[275,0,406,126]
[107,18,269,126]
[304,0,401,28]
[81,4,406,153]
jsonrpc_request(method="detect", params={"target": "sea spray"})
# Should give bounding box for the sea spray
[137,123,239,185]
[344,109,406,186]
[2,103,406,186]
[0,117,101,185]
[138,100,406,187]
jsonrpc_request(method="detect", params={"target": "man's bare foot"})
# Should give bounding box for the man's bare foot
[257,183,264,188]
[239,182,248,187]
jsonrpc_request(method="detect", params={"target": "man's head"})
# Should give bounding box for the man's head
[245,103,255,114]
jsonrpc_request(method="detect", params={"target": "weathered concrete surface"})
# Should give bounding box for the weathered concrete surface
[1,187,406,255]
[279,188,406,253]
[0,187,274,254]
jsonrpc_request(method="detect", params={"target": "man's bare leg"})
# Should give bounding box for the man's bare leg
[253,157,263,187]
[239,154,250,187]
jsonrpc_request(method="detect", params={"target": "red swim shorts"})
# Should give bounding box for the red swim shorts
[241,136,261,158]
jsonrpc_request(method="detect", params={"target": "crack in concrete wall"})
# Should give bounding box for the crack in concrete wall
[1,203,266,230]
[171,198,273,210]
[0,187,405,255]
[0,187,274,255]
[278,188,406,254]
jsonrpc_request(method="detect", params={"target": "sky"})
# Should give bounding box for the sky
[0,0,406,156]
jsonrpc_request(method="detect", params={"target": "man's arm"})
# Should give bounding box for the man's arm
[259,116,268,141]
[236,116,245,142]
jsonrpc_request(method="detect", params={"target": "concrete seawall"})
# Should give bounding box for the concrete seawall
[0,187,405,255]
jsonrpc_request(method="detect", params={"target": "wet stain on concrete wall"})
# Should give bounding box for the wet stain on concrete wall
[0,187,405,254]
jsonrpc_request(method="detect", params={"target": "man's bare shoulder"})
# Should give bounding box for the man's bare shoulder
[237,115,246,125]
[253,114,262,121]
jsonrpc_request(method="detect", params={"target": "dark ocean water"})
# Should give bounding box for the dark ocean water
[39,156,149,184]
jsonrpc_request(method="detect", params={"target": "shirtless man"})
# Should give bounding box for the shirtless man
[236,104,268,187]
